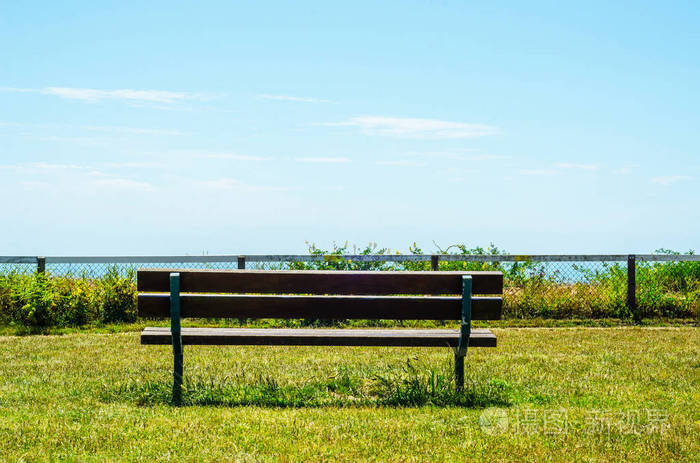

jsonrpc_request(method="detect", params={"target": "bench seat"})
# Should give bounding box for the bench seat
[141,327,497,347]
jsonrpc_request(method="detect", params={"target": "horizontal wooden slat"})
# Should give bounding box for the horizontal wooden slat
[140,327,497,347]
[137,270,503,295]
[138,294,502,320]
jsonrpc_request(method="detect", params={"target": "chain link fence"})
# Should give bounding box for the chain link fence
[1,254,698,319]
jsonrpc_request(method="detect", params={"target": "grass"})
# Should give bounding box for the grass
[1,317,697,337]
[0,327,698,461]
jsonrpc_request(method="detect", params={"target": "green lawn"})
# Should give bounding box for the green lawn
[0,327,698,461]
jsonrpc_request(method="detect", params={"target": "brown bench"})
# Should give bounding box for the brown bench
[138,269,503,404]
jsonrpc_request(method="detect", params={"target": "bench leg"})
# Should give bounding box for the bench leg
[454,275,471,391]
[173,342,183,405]
[454,349,465,390]
[170,273,183,406]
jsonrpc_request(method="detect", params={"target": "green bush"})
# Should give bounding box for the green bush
[636,256,699,318]
[0,244,697,328]
[100,267,137,323]
[290,242,698,321]
[0,266,136,328]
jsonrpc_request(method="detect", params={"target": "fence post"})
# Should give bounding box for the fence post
[37,256,46,274]
[627,254,638,322]
[431,255,439,271]
[237,256,246,270]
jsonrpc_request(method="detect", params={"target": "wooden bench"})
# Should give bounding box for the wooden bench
[138,269,503,404]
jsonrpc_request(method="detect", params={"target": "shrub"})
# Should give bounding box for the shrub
[99,267,137,323]
[0,244,697,328]
[0,266,137,328]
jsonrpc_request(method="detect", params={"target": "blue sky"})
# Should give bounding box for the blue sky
[1,1,698,255]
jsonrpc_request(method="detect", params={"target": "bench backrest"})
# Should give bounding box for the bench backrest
[137,270,503,321]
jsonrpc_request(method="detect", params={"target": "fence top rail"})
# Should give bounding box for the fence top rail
[0,254,696,264]
[0,256,39,264]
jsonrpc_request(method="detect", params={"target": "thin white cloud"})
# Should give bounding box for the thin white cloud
[31,162,86,170]
[204,153,272,161]
[375,160,426,167]
[0,121,183,138]
[613,164,639,175]
[321,116,499,139]
[461,154,506,161]
[0,162,87,171]
[2,162,164,178]
[440,167,479,174]
[201,179,245,190]
[651,175,692,185]
[81,125,184,136]
[0,161,156,191]
[198,178,344,193]
[106,161,166,169]
[199,178,296,192]
[518,163,600,177]
[258,94,331,103]
[1,162,151,172]
[163,150,273,161]
[519,169,557,176]
[125,102,238,113]
[406,150,507,161]
[0,86,213,104]
[36,135,107,145]
[556,163,600,171]
[294,157,351,163]
[91,177,155,191]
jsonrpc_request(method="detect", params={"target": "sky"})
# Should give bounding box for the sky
[1,1,698,256]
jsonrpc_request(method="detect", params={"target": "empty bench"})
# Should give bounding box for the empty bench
[138,269,503,404]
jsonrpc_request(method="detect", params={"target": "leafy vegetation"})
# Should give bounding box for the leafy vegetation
[0,267,135,328]
[0,243,697,328]
[296,242,699,320]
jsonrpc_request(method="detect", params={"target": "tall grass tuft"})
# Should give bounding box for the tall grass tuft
[102,361,513,408]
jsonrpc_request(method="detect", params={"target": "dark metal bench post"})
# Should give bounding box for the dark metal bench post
[454,275,472,390]
[170,273,183,405]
